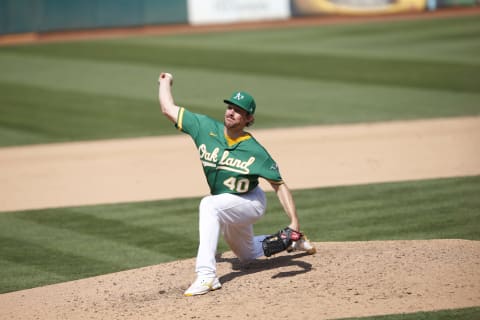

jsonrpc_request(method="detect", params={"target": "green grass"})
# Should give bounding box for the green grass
[1,15,479,146]
[0,175,478,294]
[339,307,480,320]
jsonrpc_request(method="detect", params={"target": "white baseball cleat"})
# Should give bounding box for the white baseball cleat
[288,235,316,255]
[184,277,222,296]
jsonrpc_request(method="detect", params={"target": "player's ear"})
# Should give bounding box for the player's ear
[246,114,255,127]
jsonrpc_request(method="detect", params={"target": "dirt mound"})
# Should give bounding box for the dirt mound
[1,239,479,320]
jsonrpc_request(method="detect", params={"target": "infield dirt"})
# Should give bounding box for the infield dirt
[1,117,479,212]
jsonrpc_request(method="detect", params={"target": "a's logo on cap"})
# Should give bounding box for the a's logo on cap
[234,92,244,100]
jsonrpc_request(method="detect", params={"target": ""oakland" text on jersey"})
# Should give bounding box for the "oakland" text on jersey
[198,144,256,174]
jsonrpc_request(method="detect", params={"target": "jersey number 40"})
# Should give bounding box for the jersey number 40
[223,177,250,193]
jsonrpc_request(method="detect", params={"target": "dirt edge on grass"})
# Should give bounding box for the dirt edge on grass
[1,116,479,212]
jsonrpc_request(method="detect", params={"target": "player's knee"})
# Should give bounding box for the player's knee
[199,196,219,218]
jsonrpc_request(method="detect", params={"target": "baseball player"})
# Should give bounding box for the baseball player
[158,72,316,296]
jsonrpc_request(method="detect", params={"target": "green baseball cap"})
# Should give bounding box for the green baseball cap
[223,91,256,115]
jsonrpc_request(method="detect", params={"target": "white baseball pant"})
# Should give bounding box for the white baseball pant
[195,186,268,278]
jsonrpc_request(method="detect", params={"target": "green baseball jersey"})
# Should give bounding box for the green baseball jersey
[176,107,283,195]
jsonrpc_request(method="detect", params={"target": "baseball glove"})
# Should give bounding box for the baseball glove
[262,227,303,257]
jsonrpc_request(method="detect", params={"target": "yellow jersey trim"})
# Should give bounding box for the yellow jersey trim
[177,107,185,131]
[225,132,252,147]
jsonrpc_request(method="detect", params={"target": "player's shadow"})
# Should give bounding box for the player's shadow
[217,252,312,285]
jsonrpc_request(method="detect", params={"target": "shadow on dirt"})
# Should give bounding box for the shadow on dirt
[217,252,312,285]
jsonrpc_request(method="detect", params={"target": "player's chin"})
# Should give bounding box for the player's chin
[224,118,237,128]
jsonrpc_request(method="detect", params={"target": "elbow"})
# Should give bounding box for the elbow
[160,106,170,116]
[159,102,178,123]
[161,107,175,123]
[159,99,173,115]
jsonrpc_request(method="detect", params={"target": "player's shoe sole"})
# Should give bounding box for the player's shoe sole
[184,277,222,296]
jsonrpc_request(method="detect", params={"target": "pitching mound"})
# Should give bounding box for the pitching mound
[1,239,479,319]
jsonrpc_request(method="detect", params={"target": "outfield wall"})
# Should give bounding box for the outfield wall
[0,0,477,36]
[187,0,290,25]
[0,0,292,34]
[0,0,188,35]
[291,0,427,16]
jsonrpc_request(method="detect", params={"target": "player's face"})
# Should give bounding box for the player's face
[224,104,252,129]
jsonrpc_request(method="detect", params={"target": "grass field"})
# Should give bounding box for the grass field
[339,306,480,320]
[1,13,479,319]
[0,15,479,146]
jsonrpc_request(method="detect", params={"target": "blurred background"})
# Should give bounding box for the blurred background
[0,0,478,36]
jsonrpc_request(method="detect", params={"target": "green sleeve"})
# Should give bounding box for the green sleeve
[259,157,283,183]
[175,107,201,138]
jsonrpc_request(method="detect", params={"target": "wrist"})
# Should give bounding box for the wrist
[289,222,299,232]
